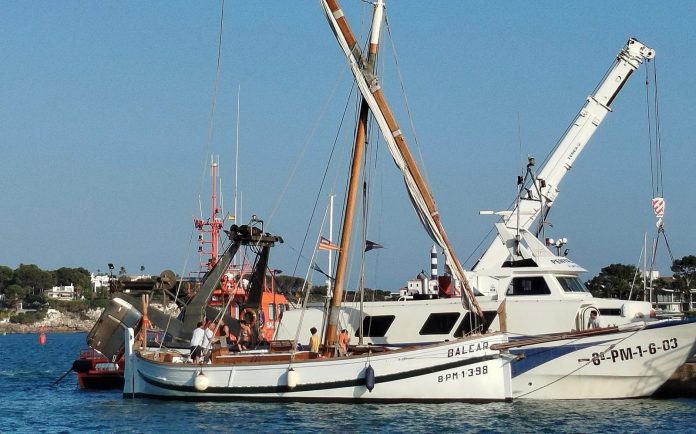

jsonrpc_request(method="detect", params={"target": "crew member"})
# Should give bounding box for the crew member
[309,327,320,354]
[189,321,206,363]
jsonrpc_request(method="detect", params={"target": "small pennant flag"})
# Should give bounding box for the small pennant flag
[311,261,334,281]
[365,240,384,252]
[318,236,340,251]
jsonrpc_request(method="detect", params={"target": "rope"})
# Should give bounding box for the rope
[384,13,430,190]
[159,228,197,350]
[289,219,327,365]
[266,65,349,233]
[289,80,355,279]
[195,0,226,214]
[157,0,227,348]
[510,325,645,398]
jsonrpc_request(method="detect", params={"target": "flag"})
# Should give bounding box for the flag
[311,261,334,281]
[318,236,340,251]
[365,240,384,252]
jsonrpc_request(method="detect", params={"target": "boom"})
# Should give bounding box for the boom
[474,38,654,272]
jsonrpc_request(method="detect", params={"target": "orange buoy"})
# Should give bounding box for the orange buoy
[39,326,46,345]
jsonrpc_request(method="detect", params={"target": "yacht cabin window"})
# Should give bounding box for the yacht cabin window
[557,276,590,293]
[418,312,461,335]
[355,315,395,338]
[506,276,551,296]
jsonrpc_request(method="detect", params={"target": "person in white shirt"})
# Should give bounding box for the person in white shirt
[201,321,219,362]
[202,321,216,350]
[587,310,601,329]
[189,321,206,363]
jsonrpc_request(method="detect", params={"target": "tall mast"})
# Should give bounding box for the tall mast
[234,85,240,266]
[211,156,220,263]
[194,156,224,270]
[321,0,483,317]
[323,0,384,351]
[327,194,335,297]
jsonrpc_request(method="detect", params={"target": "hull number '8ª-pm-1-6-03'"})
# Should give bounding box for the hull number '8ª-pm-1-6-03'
[592,338,678,365]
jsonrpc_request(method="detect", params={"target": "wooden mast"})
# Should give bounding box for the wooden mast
[322,0,483,317]
[323,0,384,353]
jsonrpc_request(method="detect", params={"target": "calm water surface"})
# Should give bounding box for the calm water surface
[0,333,694,433]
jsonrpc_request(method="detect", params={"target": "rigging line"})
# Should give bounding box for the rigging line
[513,326,645,399]
[290,222,327,364]
[196,0,226,211]
[463,225,496,266]
[628,240,645,300]
[357,124,372,343]
[159,227,198,347]
[644,64,656,198]
[266,63,349,232]
[366,111,384,296]
[383,13,431,188]
[660,226,676,263]
[652,58,664,197]
[288,80,356,279]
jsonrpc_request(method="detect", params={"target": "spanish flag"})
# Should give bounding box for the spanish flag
[318,236,340,251]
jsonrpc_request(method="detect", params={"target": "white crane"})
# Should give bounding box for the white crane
[474,38,655,273]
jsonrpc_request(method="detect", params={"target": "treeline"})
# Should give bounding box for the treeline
[274,275,392,303]
[0,264,110,323]
[586,255,696,305]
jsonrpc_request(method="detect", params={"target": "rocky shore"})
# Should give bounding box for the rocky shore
[0,308,102,334]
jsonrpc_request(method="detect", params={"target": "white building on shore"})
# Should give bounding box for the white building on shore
[44,284,76,300]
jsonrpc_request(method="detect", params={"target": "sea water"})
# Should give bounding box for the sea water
[0,332,694,433]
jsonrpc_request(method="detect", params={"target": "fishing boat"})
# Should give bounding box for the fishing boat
[72,348,124,390]
[74,159,289,389]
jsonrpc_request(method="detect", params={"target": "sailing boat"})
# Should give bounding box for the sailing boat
[121,0,512,402]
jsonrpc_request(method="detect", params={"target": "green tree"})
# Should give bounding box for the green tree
[3,284,28,308]
[586,263,637,299]
[275,275,307,295]
[13,264,56,292]
[0,265,13,291]
[671,255,696,311]
[54,267,92,298]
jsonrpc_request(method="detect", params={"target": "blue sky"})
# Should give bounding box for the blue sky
[1,1,695,291]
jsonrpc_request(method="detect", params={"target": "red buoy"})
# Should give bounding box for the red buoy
[39,326,46,345]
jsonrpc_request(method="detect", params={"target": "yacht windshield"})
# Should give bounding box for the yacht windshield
[557,276,590,293]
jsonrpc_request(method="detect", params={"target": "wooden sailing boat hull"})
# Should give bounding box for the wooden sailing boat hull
[507,318,696,399]
[123,329,512,402]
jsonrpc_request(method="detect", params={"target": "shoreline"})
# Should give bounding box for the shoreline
[0,324,91,334]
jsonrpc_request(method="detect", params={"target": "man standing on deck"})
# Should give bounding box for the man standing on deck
[201,321,218,361]
[338,329,350,356]
[189,321,206,363]
[309,327,320,354]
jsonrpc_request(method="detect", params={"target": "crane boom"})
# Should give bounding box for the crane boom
[474,38,654,272]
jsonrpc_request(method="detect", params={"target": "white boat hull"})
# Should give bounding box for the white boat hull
[507,319,696,399]
[124,330,512,402]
